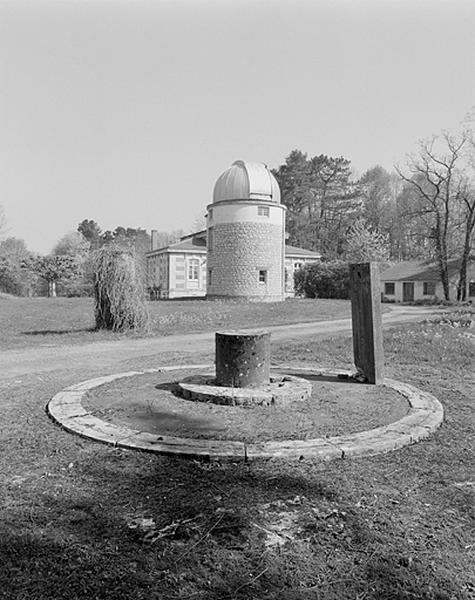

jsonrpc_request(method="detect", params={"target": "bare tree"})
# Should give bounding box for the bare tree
[396,133,467,300]
[454,123,475,300]
[343,218,390,263]
[453,180,475,300]
[52,231,90,259]
[191,213,207,233]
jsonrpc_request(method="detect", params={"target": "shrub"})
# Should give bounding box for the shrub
[413,297,440,306]
[62,282,94,297]
[427,307,474,328]
[92,247,149,331]
[293,267,307,297]
[295,261,350,299]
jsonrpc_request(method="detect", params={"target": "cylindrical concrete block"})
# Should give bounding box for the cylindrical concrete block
[215,330,270,388]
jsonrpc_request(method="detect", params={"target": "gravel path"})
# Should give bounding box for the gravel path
[0,305,441,380]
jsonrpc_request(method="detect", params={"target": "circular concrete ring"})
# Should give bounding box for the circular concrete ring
[47,364,444,461]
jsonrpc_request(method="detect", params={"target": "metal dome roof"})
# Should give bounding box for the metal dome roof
[212,160,281,204]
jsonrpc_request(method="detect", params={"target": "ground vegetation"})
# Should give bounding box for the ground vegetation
[0,296,352,350]
[0,305,473,599]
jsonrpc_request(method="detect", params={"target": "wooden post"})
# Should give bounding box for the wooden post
[349,262,384,384]
[215,330,270,388]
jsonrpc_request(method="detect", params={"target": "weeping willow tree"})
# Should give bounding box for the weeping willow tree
[92,246,149,331]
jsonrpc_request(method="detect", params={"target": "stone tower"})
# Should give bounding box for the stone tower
[206,160,286,301]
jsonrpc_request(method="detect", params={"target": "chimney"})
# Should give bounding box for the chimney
[151,230,158,250]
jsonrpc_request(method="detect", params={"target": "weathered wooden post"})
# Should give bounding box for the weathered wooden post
[215,330,271,388]
[349,262,384,384]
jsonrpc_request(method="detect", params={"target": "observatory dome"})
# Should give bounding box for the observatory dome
[212,160,281,204]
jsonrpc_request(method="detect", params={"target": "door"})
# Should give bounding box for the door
[403,282,414,302]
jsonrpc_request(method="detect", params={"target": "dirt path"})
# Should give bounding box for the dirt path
[0,305,441,380]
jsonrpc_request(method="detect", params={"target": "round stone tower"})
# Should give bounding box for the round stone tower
[206,160,286,301]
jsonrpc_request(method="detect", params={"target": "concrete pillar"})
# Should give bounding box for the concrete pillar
[349,262,384,384]
[215,330,270,388]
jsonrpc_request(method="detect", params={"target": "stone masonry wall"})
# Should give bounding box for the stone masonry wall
[207,221,284,300]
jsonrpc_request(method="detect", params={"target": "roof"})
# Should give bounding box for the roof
[148,236,206,255]
[285,244,321,259]
[380,258,463,281]
[147,234,320,259]
[213,160,281,204]
[180,230,207,241]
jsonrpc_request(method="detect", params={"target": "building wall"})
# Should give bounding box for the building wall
[207,201,285,301]
[383,270,475,303]
[169,253,206,298]
[170,254,185,295]
[147,247,320,300]
[462,263,475,300]
[208,200,283,226]
[147,251,206,298]
[383,280,444,302]
[147,252,169,297]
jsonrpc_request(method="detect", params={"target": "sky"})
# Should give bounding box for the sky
[1,0,475,254]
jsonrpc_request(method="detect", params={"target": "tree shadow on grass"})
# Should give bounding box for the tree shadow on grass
[21,327,97,336]
[1,452,470,600]
[0,527,163,600]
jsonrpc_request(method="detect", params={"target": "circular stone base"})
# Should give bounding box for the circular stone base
[176,374,312,407]
[47,365,444,461]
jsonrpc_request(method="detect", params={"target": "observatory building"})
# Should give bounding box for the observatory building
[206,160,286,301]
[146,160,320,299]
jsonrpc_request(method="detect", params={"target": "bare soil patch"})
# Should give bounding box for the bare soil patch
[83,368,409,443]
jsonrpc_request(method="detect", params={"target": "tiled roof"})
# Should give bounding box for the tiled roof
[380,259,463,281]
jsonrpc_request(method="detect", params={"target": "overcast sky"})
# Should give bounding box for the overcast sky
[1,0,474,254]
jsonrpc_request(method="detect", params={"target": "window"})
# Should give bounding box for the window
[208,269,212,285]
[294,262,303,271]
[208,208,213,221]
[257,205,270,217]
[258,270,267,283]
[188,258,199,281]
[468,281,475,297]
[384,282,395,295]
[423,281,436,295]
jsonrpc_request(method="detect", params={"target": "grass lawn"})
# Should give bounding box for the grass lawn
[0,296,351,349]
[0,308,474,599]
